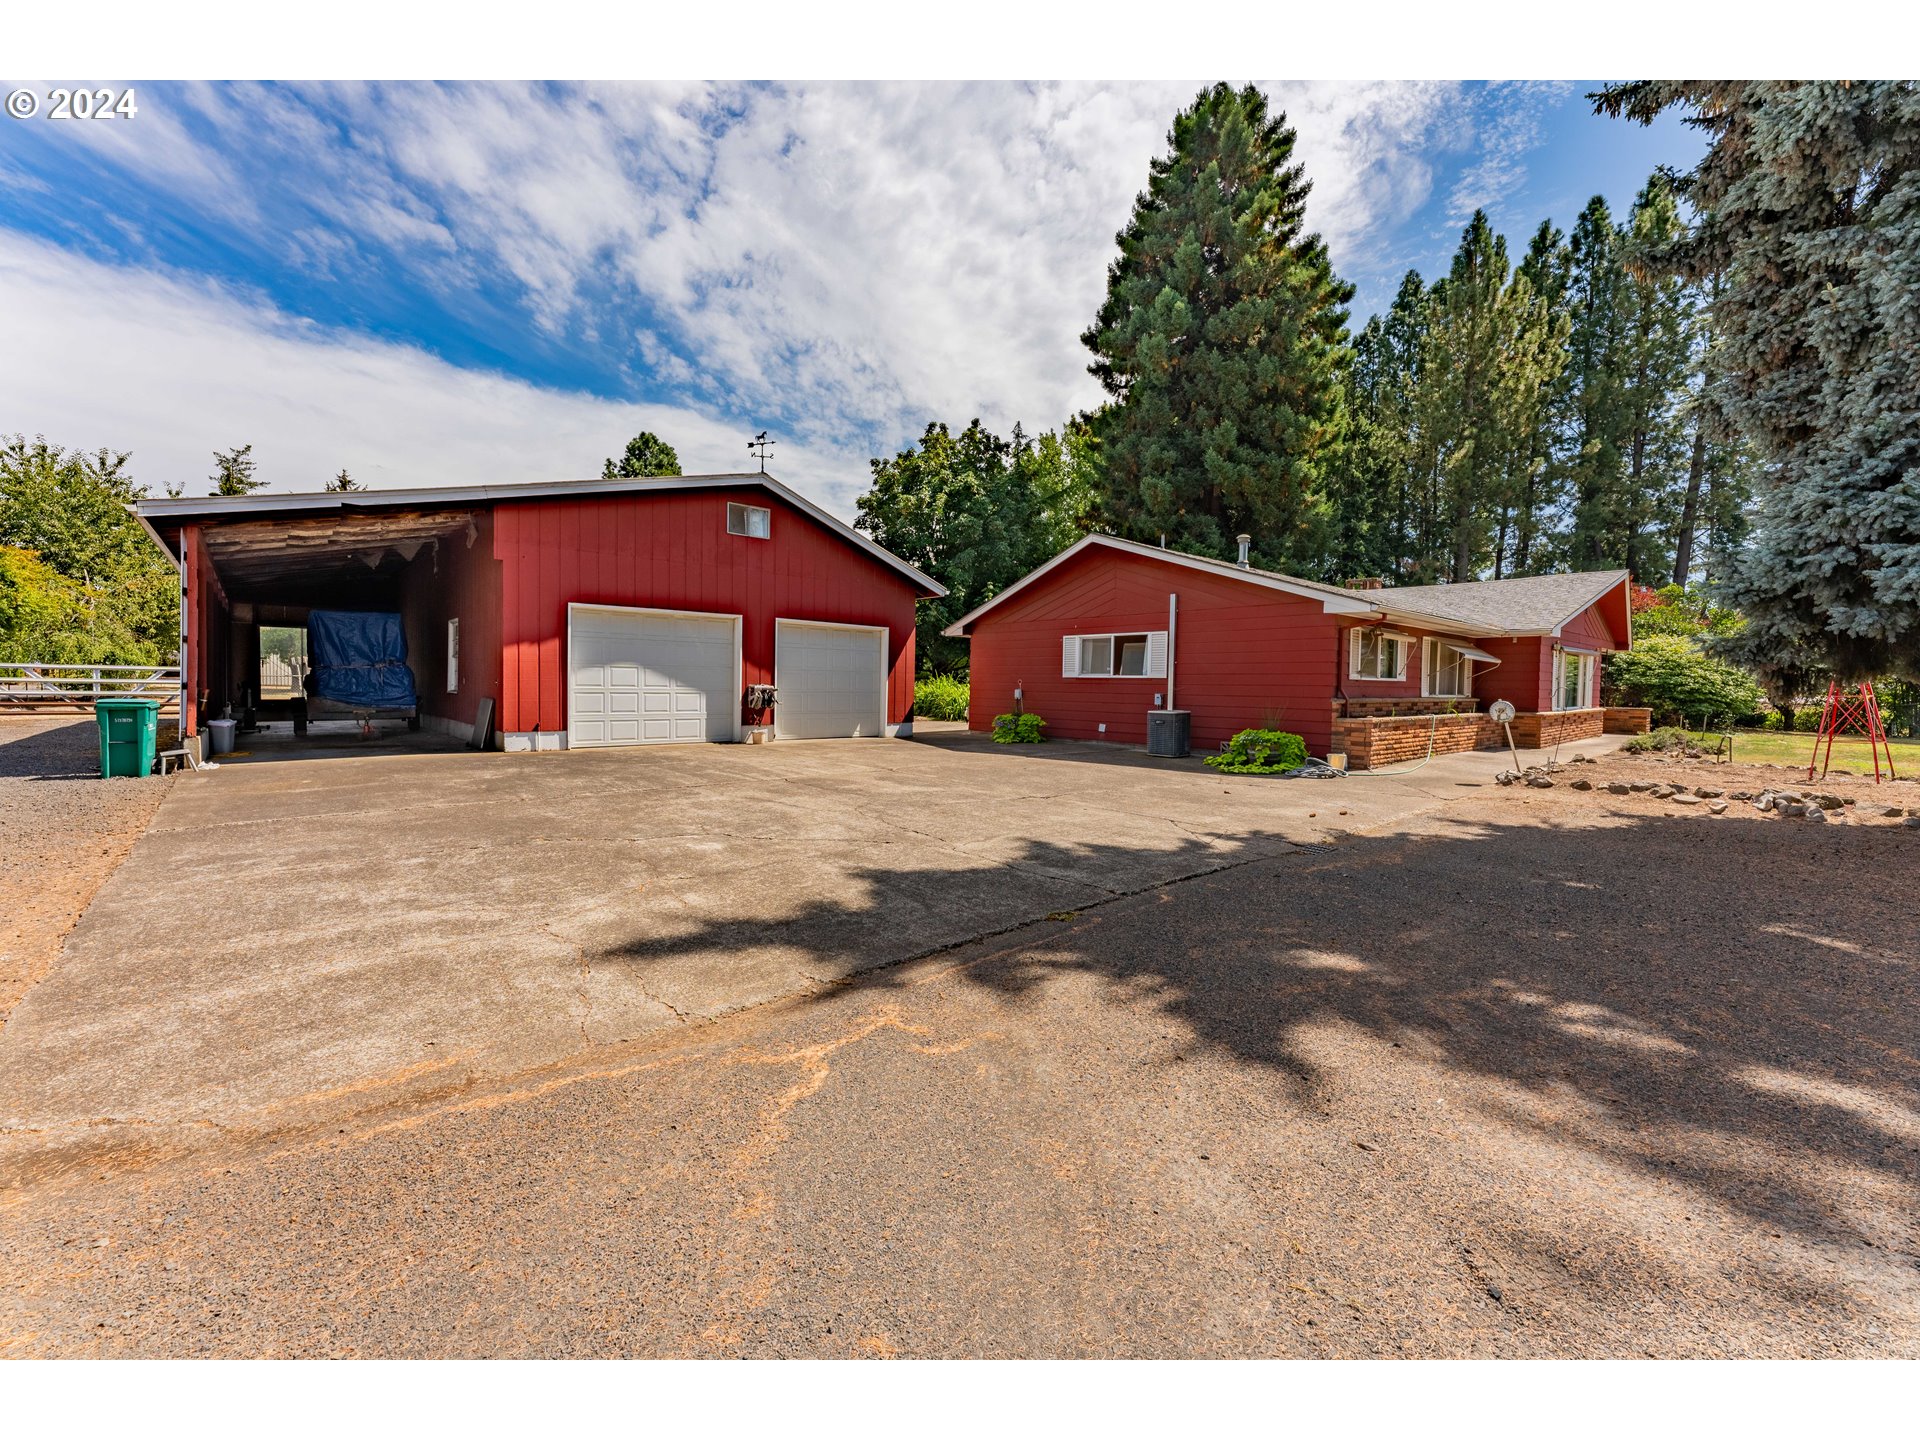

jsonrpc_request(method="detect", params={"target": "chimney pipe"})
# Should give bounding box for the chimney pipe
[1236,534,1251,569]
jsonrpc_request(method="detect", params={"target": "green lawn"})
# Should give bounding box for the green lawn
[1685,727,1918,773]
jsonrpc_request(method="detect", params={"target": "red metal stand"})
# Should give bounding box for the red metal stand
[1807,679,1898,783]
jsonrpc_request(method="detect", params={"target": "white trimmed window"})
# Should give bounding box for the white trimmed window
[1555,648,1596,710]
[727,502,771,539]
[1422,638,1473,698]
[446,617,461,694]
[1348,629,1409,681]
[1062,631,1167,678]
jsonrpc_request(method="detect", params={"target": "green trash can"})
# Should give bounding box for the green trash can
[96,698,161,778]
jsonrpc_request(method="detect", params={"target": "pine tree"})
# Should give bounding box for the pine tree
[210,443,263,496]
[1561,198,1632,568]
[1084,84,1353,569]
[326,468,364,492]
[1670,266,1755,586]
[1613,174,1697,581]
[1597,81,1920,679]
[1338,272,1431,582]
[602,432,681,479]
[1412,212,1567,581]
[1508,220,1573,575]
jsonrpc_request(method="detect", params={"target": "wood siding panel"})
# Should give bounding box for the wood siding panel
[966,548,1342,754]
[1559,603,1616,651]
[400,510,504,733]
[1472,635,1551,713]
[493,489,919,736]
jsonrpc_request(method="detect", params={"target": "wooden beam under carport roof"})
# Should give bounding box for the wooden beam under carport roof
[200,510,480,587]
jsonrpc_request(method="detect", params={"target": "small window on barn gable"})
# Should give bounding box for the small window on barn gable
[727,502,771,539]
[1349,628,1408,681]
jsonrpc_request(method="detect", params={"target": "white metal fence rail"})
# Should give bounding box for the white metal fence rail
[0,662,182,710]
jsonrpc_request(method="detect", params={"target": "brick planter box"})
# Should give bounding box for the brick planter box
[1341,697,1482,718]
[1332,707,1611,769]
[1603,706,1653,735]
[1507,708,1606,748]
[1332,712,1501,770]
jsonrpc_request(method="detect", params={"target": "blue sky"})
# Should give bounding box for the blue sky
[0,81,1704,514]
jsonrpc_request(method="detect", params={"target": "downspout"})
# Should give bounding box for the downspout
[1166,593,1177,710]
[177,536,189,738]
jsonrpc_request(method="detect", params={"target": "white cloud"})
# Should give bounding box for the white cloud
[5,81,1568,511]
[0,233,872,510]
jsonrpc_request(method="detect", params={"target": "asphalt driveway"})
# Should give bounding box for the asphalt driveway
[3,741,1914,1357]
[0,724,1579,1166]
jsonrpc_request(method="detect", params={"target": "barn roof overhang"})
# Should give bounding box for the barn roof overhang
[134,472,946,598]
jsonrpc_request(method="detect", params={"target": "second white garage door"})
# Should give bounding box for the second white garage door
[775,620,886,739]
[568,605,738,747]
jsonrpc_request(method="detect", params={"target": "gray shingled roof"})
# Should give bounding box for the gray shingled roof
[1123,541,1627,634]
[1368,570,1631,634]
[942,532,1628,637]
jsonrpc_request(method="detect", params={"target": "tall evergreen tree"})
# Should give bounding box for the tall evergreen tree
[326,468,364,492]
[1412,212,1567,581]
[210,443,263,496]
[1508,220,1573,575]
[1083,84,1352,569]
[1561,197,1633,569]
[602,431,681,479]
[1340,271,1432,582]
[1670,265,1755,587]
[1597,81,1920,679]
[1612,174,1698,581]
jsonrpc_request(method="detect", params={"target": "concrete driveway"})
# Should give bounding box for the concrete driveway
[0,725,1598,1166]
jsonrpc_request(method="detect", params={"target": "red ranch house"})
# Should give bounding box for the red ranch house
[137,474,943,752]
[944,535,1639,768]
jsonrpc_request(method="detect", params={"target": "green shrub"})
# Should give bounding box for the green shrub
[1602,635,1766,728]
[1204,728,1308,774]
[991,711,1046,744]
[914,673,970,722]
[1624,725,1691,754]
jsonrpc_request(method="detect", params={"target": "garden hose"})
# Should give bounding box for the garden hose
[1325,713,1443,777]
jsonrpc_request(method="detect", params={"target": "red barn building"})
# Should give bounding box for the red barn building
[137,474,943,752]
[945,535,1637,768]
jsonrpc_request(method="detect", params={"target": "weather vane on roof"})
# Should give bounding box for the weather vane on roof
[748,431,775,474]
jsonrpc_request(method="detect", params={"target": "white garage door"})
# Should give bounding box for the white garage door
[775,621,886,740]
[569,606,737,747]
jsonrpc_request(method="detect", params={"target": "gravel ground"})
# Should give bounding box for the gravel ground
[0,717,173,1027]
[2,764,1914,1358]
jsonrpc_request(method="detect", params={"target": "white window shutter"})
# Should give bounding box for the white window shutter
[1062,635,1080,677]
[1145,630,1168,678]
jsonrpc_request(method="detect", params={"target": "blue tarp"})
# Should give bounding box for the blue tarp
[307,609,418,710]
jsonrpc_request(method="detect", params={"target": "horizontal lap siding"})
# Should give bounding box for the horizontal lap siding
[1559,604,1617,651]
[1340,620,1485,702]
[1474,635,1551,713]
[967,550,1340,754]
[494,491,918,735]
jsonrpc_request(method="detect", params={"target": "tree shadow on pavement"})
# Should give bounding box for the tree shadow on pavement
[603,806,1920,1257]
